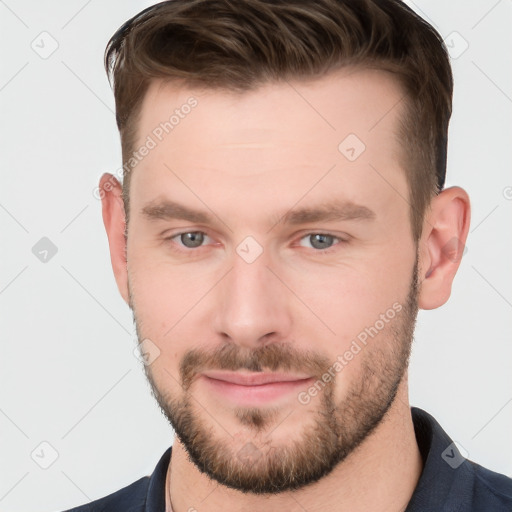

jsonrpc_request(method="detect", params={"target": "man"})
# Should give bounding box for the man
[65,0,512,510]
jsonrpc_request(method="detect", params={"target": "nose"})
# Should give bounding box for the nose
[212,251,293,349]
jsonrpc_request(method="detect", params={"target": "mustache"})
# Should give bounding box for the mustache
[180,342,332,391]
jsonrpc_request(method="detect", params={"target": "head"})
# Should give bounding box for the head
[100,0,470,494]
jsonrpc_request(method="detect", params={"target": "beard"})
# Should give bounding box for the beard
[130,257,419,495]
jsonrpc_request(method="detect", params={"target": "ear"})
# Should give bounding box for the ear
[99,173,130,305]
[417,186,471,310]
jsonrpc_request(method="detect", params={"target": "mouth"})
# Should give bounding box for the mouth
[199,370,315,405]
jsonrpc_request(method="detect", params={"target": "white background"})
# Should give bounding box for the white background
[1,1,511,511]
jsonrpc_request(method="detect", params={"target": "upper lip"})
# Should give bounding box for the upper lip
[201,370,313,386]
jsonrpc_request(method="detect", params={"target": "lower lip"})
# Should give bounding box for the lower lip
[200,376,314,405]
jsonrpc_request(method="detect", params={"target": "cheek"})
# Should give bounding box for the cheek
[283,250,414,385]
[291,255,411,335]
[128,248,226,381]
[127,259,189,368]
[128,238,215,328]
[297,271,410,398]
[129,267,177,333]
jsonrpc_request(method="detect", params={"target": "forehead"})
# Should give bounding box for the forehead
[138,67,405,152]
[129,68,409,229]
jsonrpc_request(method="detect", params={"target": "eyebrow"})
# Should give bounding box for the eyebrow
[140,198,376,228]
[278,201,375,225]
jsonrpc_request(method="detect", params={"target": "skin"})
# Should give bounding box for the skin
[100,68,470,512]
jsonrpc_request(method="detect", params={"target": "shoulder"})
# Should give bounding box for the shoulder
[468,460,512,510]
[58,446,172,512]
[60,475,150,512]
[409,408,512,511]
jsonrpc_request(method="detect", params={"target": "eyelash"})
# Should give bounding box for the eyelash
[162,231,347,255]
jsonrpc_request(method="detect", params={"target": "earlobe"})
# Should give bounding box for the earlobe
[417,186,471,310]
[99,173,130,305]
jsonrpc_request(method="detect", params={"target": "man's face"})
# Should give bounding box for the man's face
[126,69,419,493]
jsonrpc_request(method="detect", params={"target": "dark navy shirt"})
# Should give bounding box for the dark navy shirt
[61,408,512,511]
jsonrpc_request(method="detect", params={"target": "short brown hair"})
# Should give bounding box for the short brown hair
[105,0,453,241]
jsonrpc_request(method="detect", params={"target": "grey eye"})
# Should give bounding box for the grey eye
[307,234,336,250]
[179,232,205,248]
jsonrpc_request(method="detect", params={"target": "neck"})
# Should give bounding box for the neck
[166,378,422,512]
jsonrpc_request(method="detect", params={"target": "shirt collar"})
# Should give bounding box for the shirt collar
[144,445,171,511]
[405,407,474,511]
